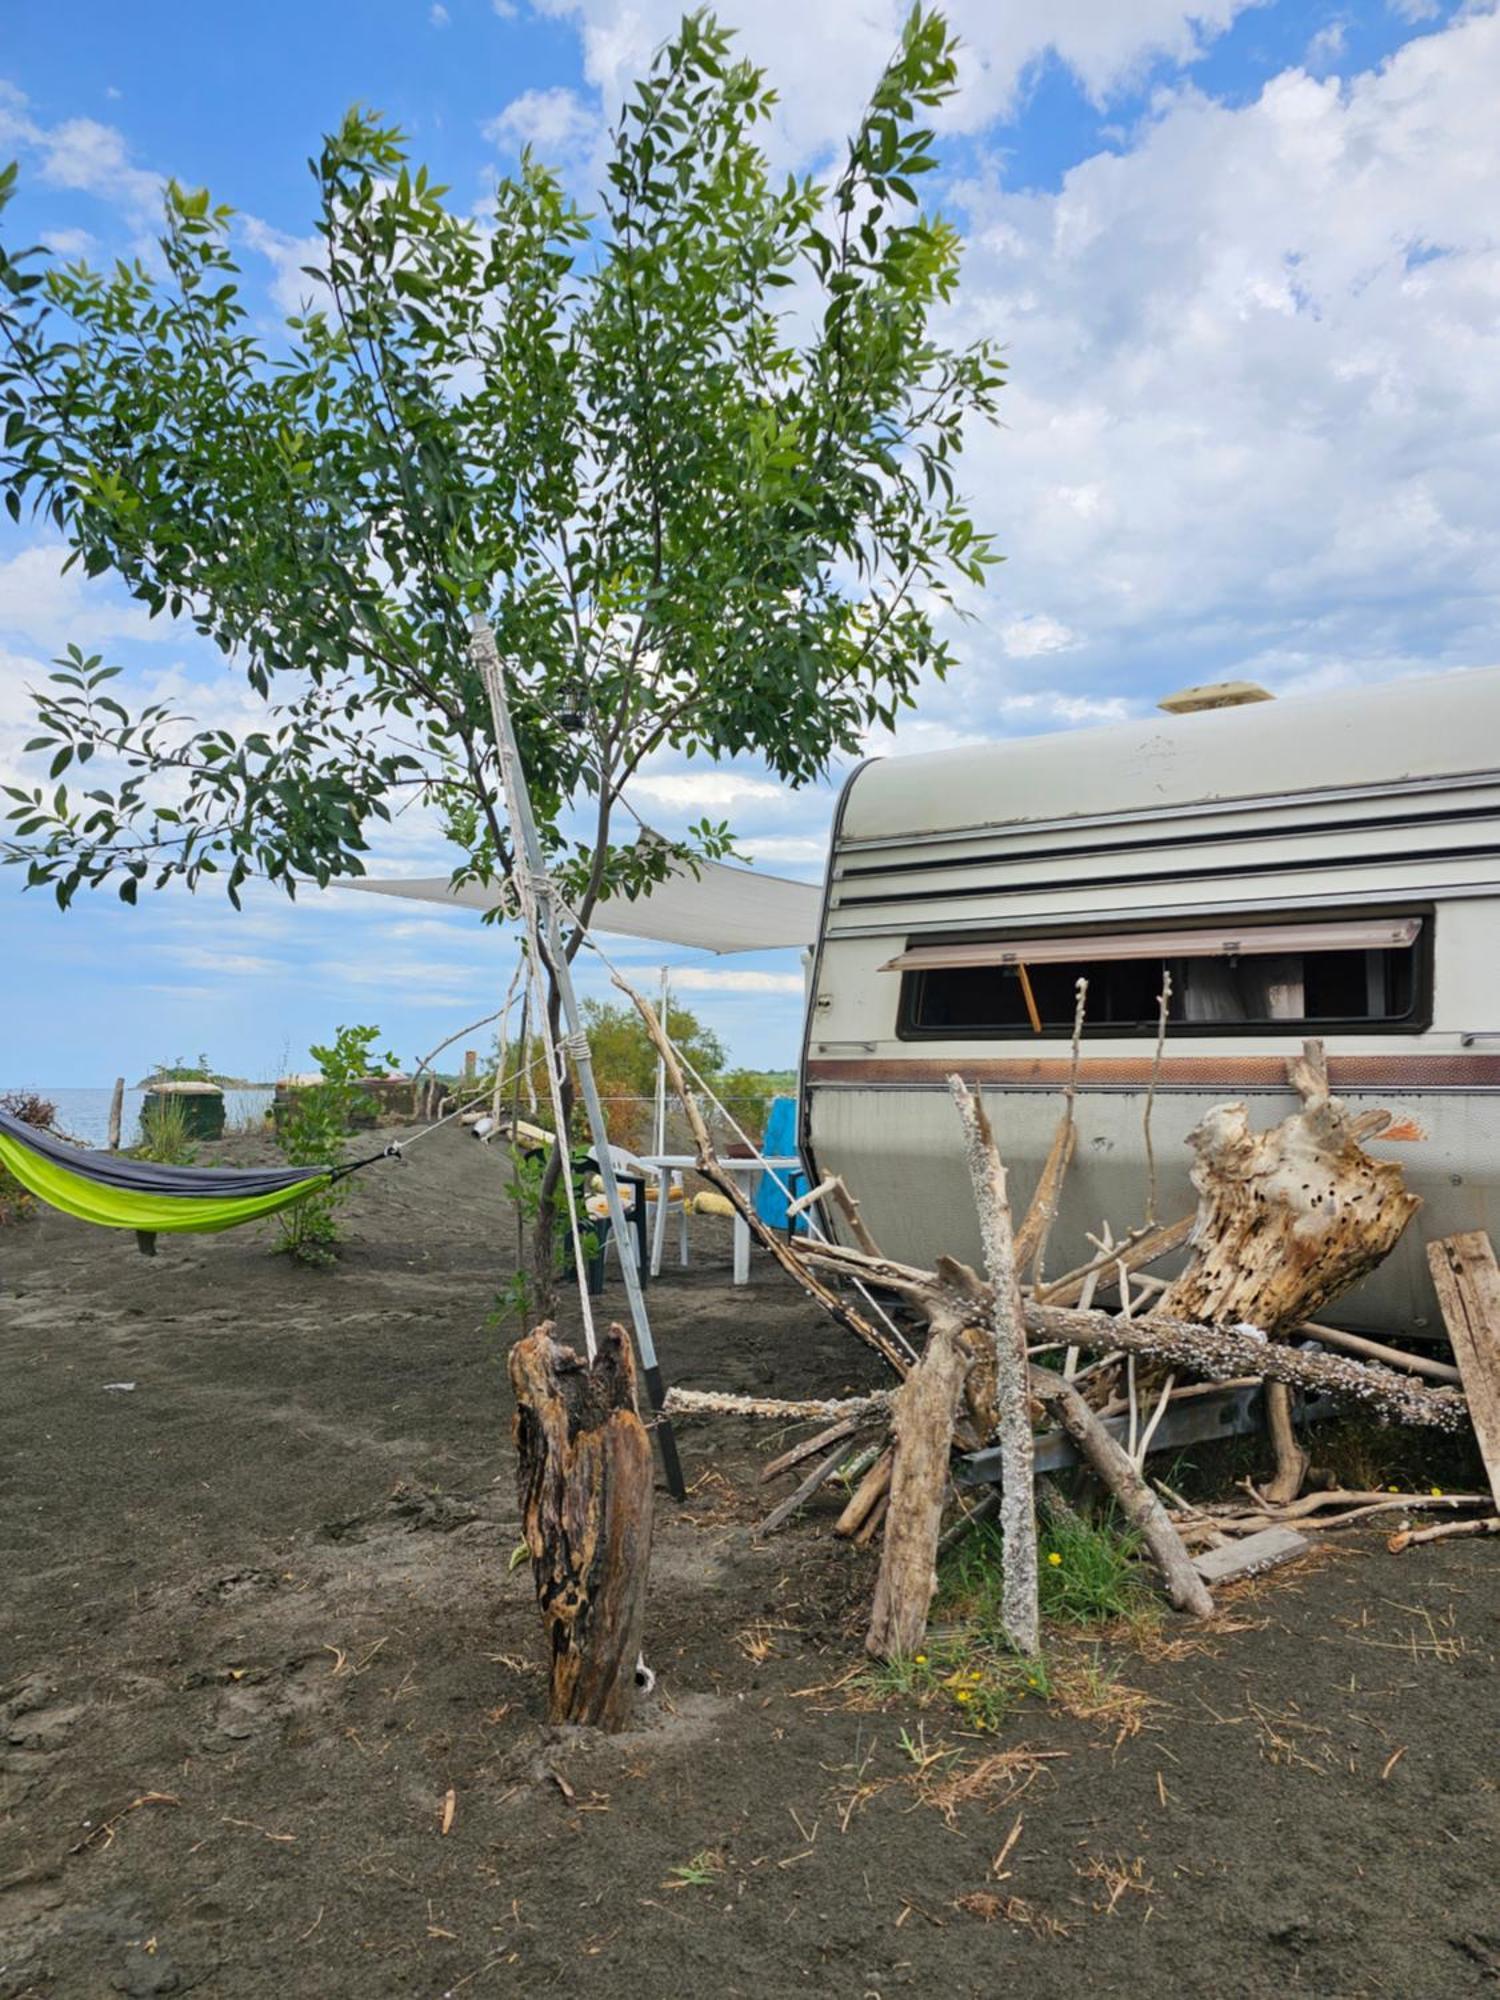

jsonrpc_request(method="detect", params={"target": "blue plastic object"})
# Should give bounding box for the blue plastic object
[753,1095,807,1233]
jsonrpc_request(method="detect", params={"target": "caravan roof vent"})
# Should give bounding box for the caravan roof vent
[1158,680,1274,714]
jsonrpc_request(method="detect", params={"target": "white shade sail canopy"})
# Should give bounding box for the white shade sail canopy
[339,856,821,955]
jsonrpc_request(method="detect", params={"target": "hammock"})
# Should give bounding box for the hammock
[0,1107,387,1236]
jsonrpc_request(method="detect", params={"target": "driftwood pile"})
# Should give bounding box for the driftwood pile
[508,983,1500,1727]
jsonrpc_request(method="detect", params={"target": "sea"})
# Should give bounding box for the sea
[3,1086,276,1148]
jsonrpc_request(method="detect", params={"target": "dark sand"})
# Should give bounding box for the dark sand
[2,1127,1497,1998]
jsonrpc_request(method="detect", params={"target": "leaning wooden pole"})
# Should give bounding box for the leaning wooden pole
[1028,1366,1214,1618]
[948,1076,1040,1658]
[509,1321,654,1730]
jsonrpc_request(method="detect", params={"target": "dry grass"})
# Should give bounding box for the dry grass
[953,1891,1072,1941]
[1074,1851,1156,1917]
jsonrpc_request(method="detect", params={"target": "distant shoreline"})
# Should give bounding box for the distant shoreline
[131,1075,272,1090]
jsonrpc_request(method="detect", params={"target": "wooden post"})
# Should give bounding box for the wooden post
[106,1077,125,1152]
[1426,1232,1500,1509]
[509,1321,654,1731]
[867,1316,969,1659]
[948,1077,1040,1658]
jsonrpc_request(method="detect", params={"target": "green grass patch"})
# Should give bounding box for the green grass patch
[940,1507,1154,1635]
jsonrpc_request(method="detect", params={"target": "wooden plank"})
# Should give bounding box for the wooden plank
[1426,1232,1500,1510]
[1192,1526,1309,1586]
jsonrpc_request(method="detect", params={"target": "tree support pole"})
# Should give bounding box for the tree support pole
[474,617,685,1500]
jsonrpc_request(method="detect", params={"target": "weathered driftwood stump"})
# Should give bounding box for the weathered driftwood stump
[1159,1039,1421,1335]
[509,1321,653,1731]
[1157,1039,1422,1504]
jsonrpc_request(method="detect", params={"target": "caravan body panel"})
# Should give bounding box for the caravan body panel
[801,670,1500,1334]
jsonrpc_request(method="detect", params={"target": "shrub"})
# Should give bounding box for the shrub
[274,1024,394,1266]
[0,1091,56,1224]
[133,1093,197,1164]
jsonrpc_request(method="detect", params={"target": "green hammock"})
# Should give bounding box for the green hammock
[0,1107,387,1236]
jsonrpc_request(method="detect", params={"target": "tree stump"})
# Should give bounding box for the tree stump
[509,1321,654,1731]
[1158,1040,1421,1335]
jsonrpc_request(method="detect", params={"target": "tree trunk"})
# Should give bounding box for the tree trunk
[509,1321,653,1731]
[1158,1039,1421,1335]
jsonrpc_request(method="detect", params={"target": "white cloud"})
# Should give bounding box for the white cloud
[40,226,97,258]
[165,947,279,977]
[431,1,451,22]
[1305,20,1348,71]
[35,115,161,220]
[669,967,804,994]
[0,543,176,651]
[921,7,1500,725]
[629,769,790,812]
[482,86,602,176]
[530,0,1260,163]
[240,215,327,318]
[996,612,1078,658]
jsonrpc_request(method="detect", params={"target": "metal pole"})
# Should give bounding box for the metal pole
[473,619,685,1500]
[653,965,669,1157]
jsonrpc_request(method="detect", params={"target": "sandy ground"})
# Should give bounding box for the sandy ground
[2,1126,1498,1999]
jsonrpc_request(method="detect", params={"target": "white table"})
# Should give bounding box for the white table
[638,1154,802,1285]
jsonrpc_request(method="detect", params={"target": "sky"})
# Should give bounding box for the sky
[2,0,1498,1087]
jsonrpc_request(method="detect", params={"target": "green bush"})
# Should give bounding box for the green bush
[133,1093,197,1165]
[274,1023,394,1266]
[0,1091,55,1224]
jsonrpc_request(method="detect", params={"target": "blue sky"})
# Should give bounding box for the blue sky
[2,0,1496,1087]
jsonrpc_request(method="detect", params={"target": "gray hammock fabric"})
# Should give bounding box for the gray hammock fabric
[0,1107,332,1197]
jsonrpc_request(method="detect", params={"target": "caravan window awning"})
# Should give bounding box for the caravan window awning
[880,917,1422,974]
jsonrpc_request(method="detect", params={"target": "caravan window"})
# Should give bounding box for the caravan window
[889,916,1428,1038]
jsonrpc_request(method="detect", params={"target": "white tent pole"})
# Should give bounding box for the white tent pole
[472,617,684,1500]
[653,964,669,1158]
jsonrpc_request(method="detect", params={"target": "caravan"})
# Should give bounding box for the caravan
[800,668,1500,1334]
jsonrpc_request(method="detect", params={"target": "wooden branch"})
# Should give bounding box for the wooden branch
[1034,1215,1195,1307]
[1028,1366,1214,1619]
[760,1414,871,1485]
[1261,1381,1309,1506]
[868,1317,970,1659]
[663,1386,894,1424]
[828,1175,883,1258]
[509,1323,653,1731]
[1026,1301,1470,1432]
[1013,1114,1075,1274]
[1388,1515,1500,1553]
[949,1077,1039,1657]
[755,1440,857,1538]
[794,1237,1469,1430]
[1298,1318,1462,1385]
[617,977,910,1378]
[836,1446,894,1539]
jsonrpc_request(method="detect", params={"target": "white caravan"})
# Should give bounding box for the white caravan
[799,668,1500,1335]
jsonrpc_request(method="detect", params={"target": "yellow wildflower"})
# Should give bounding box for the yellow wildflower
[955,1690,972,1703]
[1047,1551,1063,1566]
[1430,1486,1444,1498]
[914,1654,927,1665]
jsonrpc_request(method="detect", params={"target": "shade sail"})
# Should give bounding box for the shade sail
[340,857,821,955]
[880,917,1422,973]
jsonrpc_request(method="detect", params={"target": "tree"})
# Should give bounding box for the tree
[0,8,1003,1306]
